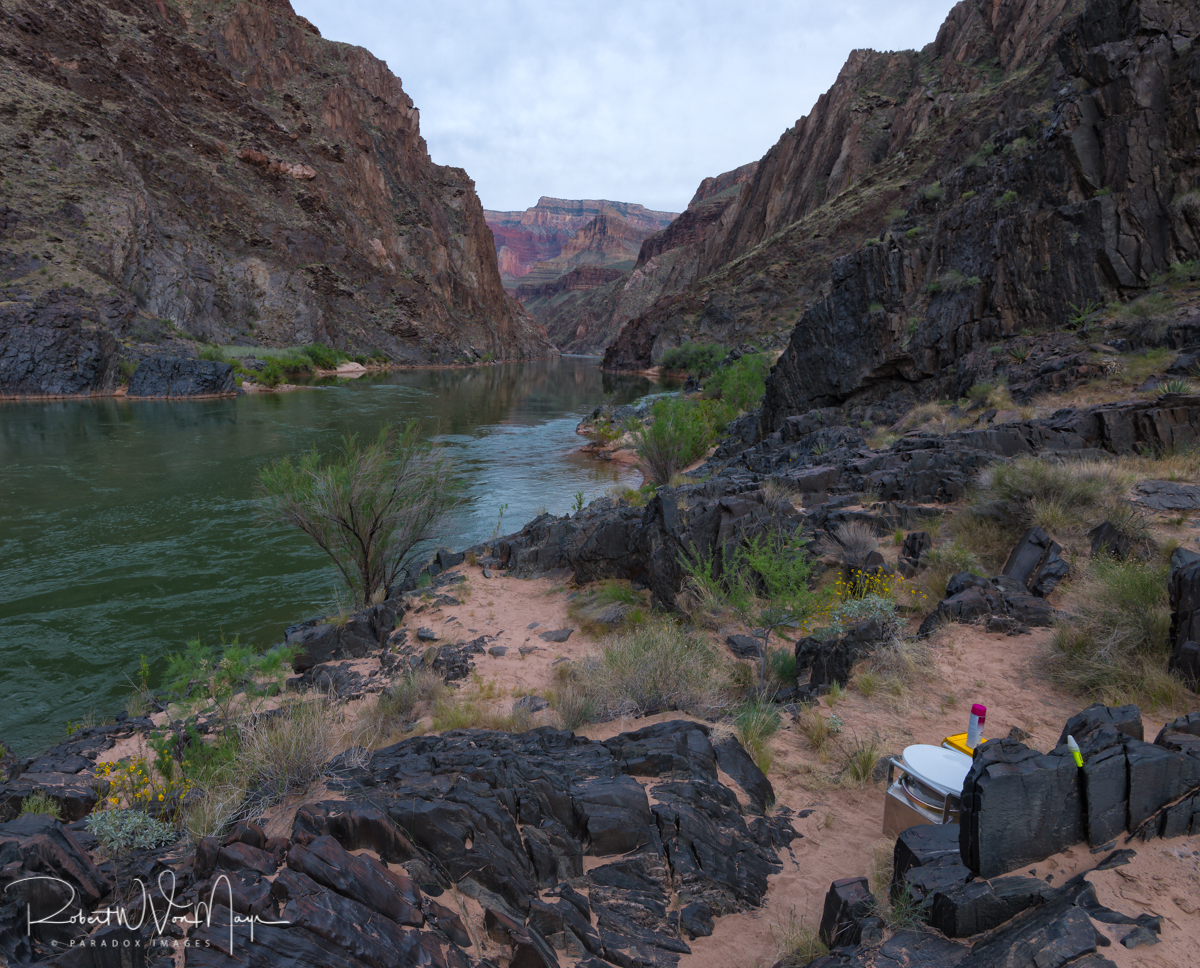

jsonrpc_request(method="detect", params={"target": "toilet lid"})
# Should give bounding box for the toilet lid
[902,744,973,796]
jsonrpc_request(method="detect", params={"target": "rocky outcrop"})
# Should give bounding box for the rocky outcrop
[0,720,797,968]
[127,356,236,398]
[605,0,1200,377]
[0,288,124,396]
[0,0,552,393]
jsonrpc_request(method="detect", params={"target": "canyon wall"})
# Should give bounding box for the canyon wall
[0,0,551,396]
[604,0,1198,374]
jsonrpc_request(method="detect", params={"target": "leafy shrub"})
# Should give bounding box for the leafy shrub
[258,421,461,605]
[922,181,945,200]
[659,342,724,376]
[993,190,1018,208]
[961,190,977,201]
[300,342,348,370]
[705,352,772,414]
[86,809,177,855]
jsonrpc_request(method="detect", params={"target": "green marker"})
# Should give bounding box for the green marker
[1067,734,1083,767]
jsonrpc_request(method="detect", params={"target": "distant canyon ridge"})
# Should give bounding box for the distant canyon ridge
[484,166,757,354]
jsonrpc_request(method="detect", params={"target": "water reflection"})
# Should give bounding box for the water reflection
[0,358,669,754]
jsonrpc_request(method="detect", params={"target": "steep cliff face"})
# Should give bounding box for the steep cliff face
[0,0,551,396]
[483,197,676,287]
[759,0,1199,430]
[605,0,1147,371]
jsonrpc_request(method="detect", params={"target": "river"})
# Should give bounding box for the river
[0,357,670,754]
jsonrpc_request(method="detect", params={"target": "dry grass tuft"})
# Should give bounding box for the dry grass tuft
[770,908,828,966]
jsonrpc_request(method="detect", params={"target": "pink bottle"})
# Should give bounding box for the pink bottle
[968,704,987,748]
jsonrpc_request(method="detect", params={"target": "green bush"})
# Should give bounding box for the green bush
[300,342,348,370]
[257,421,461,605]
[705,352,771,414]
[993,190,1018,208]
[659,342,724,376]
[632,396,718,485]
[922,181,944,200]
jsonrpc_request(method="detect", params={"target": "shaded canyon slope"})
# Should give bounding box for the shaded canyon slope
[0,0,552,397]
[603,0,1200,387]
[518,164,759,355]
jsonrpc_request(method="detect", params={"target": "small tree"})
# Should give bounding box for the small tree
[257,421,459,606]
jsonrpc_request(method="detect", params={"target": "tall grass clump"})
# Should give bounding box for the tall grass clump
[1049,558,1185,709]
[734,700,782,773]
[968,457,1132,545]
[237,699,343,801]
[563,618,734,719]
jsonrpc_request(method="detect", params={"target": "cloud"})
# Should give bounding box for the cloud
[290,0,958,212]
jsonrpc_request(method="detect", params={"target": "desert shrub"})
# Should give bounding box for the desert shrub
[86,809,177,855]
[915,541,984,605]
[868,636,934,686]
[1159,378,1194,395]
[1170,190,1200,220]
[1048,558,1186,709]
[658,342,724,376]
[237,700,342,801]
[771,908,828,965]
[367,668,446,730]
[843,738,882,784]
[1117,291,1173,320]
[768,646,797,685]
[258,421,461,605]
[922,181,944,200]
[938,269,981,291]
[20,791,62,819]
[797,707,832,752]
[1169,259,1200,283]
[550,680,599,730]
[823,521,879,572]
[993,190,1018,208]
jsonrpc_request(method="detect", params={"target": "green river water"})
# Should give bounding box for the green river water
[0,357,669,755]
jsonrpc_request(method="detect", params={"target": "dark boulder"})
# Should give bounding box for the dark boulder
[959,738,1084,878]
[928,876,1053,938]
[1058,703,1144,746]
[286,599,405,671]
[798,620,888,697]
[127,356,236,397]
[1001,527,1069,597]
[1168,555,1200,687]
[818,876,876,948]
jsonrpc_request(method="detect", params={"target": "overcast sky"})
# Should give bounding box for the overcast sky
[290,1,959,214]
